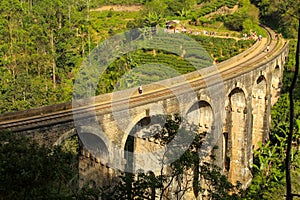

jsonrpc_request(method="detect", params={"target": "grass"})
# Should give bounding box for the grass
[90,10,141,42]
[192,0,238,18]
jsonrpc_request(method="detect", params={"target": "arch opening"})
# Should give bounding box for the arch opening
[124,115,167,173]
[123,115,167,198]
[187,100,214,198]
[227,87,247,184]
[252,75,267,149]
[130,115,165,139]
[271,65,281,105]
[78,132,110,189]
[229,88,246,109]
[187,100,214,133]
[80,132,109,163]
[223,132,230,172]
[272,65,281,88]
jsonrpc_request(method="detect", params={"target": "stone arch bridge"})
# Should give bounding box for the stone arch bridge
[0,27,289,194]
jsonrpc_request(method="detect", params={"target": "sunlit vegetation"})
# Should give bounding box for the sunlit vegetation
[244,39,300,199]
[0,0,299,199]
[0,0,258,113]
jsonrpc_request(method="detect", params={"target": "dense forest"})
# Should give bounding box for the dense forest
[0,0,299,199]
[0,0,264,113]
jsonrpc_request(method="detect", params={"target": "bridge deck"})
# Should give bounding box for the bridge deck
[0,26,288,132]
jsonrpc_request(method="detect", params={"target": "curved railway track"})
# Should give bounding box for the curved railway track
[0,26,288,132]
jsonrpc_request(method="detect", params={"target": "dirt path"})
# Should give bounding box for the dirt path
[165,28,243,41]
[91,5,142,12]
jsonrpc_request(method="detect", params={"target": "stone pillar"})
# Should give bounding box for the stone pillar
[271,65,281,105]
[79,148,119,189]
[251,76,267,149]
[227,88,249,185]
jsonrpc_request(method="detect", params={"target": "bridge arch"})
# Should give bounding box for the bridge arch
[186,100,214,133]
[226,83,249,103]
[186,99,214,198]
[77,126,110,164]
[121,108,166,150]
[252,75,267,149]
[271,64,281,105]
[228,87,247,110]
[53,128,77,146]
[226,87,248,184]
[121,107,167,173]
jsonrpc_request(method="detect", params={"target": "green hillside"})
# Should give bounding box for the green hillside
[0,0,259,113]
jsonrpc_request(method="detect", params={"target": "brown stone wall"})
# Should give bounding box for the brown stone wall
[79,148,119,188]
[18,120,75,147]
[252,76,267,149]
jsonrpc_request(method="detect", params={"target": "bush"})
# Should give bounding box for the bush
[0,132,78,199]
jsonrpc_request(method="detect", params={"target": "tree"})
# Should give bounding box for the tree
[286,17,300,200]
[99,115,242,199]
[245,18,300,200]
[143,11,164,27]
[251,0,299,38]
[0,131,78,199]
[0,0,92,113]
[143,0,168,18]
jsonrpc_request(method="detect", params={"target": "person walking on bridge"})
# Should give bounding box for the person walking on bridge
[138,86,143,94]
